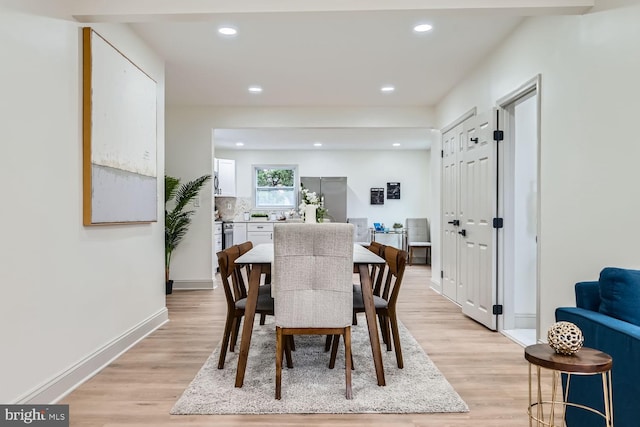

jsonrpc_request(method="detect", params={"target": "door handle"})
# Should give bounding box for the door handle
[458,229,466,237]
[448,220,460,226]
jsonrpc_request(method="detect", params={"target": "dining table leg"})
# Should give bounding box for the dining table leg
[358,263,386,386]
[234,262,262,388]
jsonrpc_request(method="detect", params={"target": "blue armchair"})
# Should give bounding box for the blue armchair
[555,268,640,427]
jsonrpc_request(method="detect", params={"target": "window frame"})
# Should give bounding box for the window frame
[252,164,299,210]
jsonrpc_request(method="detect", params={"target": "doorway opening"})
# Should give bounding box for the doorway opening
[498,76,540,346]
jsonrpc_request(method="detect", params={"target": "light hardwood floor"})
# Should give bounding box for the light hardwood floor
[62,265,531,426]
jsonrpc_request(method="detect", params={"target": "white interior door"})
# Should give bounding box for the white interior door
[459,110,498,330]
[441,124,462,301]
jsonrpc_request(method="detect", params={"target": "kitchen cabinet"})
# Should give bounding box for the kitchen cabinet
[247,222,273,245]
[213,221,223,274]
[232,222,247,245]
[214,158,236,197]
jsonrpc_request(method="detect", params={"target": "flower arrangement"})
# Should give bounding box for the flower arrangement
[299,185,328,222]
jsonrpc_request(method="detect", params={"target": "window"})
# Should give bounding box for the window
[253,165,298,209]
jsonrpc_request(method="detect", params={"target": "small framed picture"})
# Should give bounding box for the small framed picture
[370,188,384,205]
[387,182,400,199]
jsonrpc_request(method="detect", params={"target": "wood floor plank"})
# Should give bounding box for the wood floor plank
[62,265,531,426]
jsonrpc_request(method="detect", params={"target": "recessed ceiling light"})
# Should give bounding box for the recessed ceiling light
[393,143,401,147]
[313,142,323,147]
[380,85,395,93]
[235,142,244,147]
[248,86,263,93]
[414,24,433,33]
[218,27,237,36]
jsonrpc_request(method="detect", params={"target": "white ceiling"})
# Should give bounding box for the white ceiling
[130,11,524,108]
[48,0,593,150]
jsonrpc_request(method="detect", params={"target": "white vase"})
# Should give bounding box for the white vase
[304,205,317,223]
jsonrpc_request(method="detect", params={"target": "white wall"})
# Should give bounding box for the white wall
[0,10,166,402]
[216,149,432,228]
[166,105,436,283]
[436,0,640,333]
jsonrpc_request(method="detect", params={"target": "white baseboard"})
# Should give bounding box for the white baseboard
[173,279,214,290]
[17,307,169,404]
[430,277,442,294]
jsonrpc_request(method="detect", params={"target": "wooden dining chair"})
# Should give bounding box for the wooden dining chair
[273,223,355,399]
[216,245,275,369]
[333,245,407,369]
[236,241,270,325]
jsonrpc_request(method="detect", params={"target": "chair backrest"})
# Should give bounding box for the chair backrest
[406,218,430,242]
[347,217,369,244]
[217,246,241,311]
[379,246,408,307]
[217,244,252,304]
[367,242,387,296]
[273,223,354,328]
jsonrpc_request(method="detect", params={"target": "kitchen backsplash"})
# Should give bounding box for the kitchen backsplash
[215,196,252,221]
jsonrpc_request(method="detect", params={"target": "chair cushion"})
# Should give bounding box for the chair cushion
[598,267,640,326]
[353,289,388,310]
[236,292,274,312]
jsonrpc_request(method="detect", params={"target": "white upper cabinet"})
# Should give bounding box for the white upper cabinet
[214,158,236,197]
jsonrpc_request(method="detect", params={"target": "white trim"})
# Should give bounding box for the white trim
[496,74,541,108]
[172,279,215,290]
[441,107,476,134]
[494,74,541,337]
[430,278,442,294]
[16,308,169,404]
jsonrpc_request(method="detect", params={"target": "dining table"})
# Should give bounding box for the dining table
[234,242,387,388]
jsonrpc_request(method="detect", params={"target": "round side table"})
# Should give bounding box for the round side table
[524,344,613,427]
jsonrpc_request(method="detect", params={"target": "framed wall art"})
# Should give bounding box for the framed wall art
[387,182,401,199]
[82,27,158,225]
[370,188,385,205]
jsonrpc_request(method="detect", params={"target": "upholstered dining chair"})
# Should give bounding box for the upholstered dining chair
[339,245,407,369]
[273,223,355,399]
[406,218,431,265]
[216,245,275,369]
[347,217,370,246]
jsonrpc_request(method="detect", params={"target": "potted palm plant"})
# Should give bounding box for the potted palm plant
[165,174,211,294]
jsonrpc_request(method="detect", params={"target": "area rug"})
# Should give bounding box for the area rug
[171,318,468,415]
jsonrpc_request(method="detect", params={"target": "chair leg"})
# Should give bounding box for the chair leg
[344,327,353,399]
[217,312,235,369]
[389,310,403,369]
[285,336,294,368]
[230,315,241,352]
[260,313,266,325]
[329,335,340,369]
[378,313,391,350]
[324,334,332,352]
[275,327,283,399]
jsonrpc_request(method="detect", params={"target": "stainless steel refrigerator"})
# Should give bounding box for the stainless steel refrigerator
[300,176,347,223]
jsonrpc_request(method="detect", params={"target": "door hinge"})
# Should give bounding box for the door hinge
[493,218,504,229]
[440,270,444,279]
[493,304,503,315]
[441,150,444,158]
[493,130,504,141]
